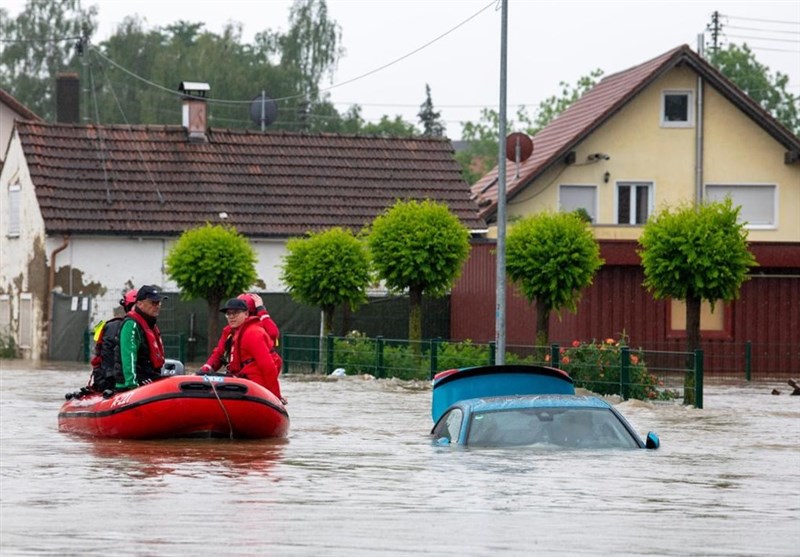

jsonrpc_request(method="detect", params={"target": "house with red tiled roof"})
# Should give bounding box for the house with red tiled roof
[453,45,800,376]
[0,89,486,359]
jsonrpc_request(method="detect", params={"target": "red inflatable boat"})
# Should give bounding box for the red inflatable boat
[58,374,289,440]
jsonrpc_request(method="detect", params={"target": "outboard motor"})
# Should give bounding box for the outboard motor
[161,359,186,376]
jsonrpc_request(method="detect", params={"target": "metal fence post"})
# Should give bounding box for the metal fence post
[620,346,630,400]
[376,336,385,378]
[430,337,440,380]
[550,344,560,369]
[326,334,334,375]
[744,341,752,382]
[489,342,496,366]
[695,349,704,409]
[283,334,290,374]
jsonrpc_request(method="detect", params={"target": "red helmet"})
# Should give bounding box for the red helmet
[122,289,138,307]
[237,293,257,315]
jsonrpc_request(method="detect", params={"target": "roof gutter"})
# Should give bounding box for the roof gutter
[46,234,70,358]
[695,37,705,204]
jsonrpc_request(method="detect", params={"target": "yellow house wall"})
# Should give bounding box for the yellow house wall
[502,66,799,242]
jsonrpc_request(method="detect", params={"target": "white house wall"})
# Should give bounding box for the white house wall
[0,131,48,358]
[48,236,289,338]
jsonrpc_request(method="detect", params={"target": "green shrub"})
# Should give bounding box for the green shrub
[0,333,17,359]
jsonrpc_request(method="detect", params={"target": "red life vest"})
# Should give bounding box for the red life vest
[126,309,166,370]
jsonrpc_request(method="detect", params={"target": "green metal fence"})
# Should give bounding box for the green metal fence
[281,334,705,408]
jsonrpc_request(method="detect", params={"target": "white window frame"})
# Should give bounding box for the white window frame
[616,182,653,225]
[7,182,21,238]
[661,90,694,128]
[559,184,598,223]
[705,184,778,229]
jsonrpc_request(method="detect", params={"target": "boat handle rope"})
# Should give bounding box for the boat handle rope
[209,381,234,440]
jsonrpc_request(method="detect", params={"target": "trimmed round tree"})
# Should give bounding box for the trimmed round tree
[638,198,757,404]
[367,199,471,345]
[281,227,370,335]
[506,211,604,347]
[166,224,258,354]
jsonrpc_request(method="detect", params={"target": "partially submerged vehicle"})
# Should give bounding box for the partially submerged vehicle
[431,364,659,449]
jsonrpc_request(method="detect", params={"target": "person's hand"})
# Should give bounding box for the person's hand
[248,292,264,308]
[196,364,212,375]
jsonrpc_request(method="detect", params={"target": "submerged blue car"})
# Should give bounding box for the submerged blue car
[430,365,660,449]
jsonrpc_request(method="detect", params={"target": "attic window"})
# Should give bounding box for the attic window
[7,182,21,238]
[661,90,693,128]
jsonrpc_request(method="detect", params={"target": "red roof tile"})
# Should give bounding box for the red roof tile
[16,123,486,236]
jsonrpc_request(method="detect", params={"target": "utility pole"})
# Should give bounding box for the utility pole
[495,0,508,365]
[706,11,723,56]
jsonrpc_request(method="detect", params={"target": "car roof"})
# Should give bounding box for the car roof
[456,394,612,413]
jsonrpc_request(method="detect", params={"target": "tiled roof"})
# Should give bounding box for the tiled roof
[0,88,42,121]
[15,123,486,236]
[472,44,800,221]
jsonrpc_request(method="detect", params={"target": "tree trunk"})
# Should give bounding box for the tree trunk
[409,286,423,358]
[684,295,702,406]
[408,287,423,342]
[206,294,223,356]
[322,304,335,335]
[535,297,550,349]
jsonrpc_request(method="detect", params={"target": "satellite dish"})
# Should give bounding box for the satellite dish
[249,91,278,130]
[505,132,534,162]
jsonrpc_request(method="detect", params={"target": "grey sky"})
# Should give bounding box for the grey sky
[4,0,799,137]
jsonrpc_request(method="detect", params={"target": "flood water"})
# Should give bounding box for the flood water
[1,361,798,556]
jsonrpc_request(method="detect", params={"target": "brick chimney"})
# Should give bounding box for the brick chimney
[56,72,80,123]
[178,81,210,143]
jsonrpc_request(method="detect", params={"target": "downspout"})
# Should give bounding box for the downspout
[46,234,70,358]
[695,35,705,204]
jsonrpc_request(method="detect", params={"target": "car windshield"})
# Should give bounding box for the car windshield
[466,407,640,449]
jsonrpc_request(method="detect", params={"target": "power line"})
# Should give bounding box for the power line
[88,0,495,108]
[725,15,800,26]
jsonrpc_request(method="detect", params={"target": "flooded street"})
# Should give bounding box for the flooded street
[1,361,799,556]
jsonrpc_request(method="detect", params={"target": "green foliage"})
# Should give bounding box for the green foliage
[0,333,18,358]
[367,199,470,297]
[710,43,799,135]
[166,223,258,301]
[638,198,757,305]
[281,227,370,334]
[418,84,445,137]
[278,0,343,102]
[559,337,677,401]
[367,199,471,343]
[531,69,604,133]
[0,0,97,121]
[506,211,603,341]
[454,70,603,184]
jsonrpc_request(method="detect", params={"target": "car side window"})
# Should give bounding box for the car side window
[432,408,463,442]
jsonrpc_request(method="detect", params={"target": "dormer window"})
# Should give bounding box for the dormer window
[661,90,694,128]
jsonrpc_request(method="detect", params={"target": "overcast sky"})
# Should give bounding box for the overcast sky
[4,0,799,138]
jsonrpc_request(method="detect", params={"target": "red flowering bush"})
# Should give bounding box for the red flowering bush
[560,335,676,400]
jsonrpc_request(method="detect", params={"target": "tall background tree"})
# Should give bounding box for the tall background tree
[418,83,445,137]
[166,224,258,353]
[505,211,604,347]
[0,0,97,121]
[638,199,756,405]
[708,43,799,135]
[454,70,603,184]
[366,200,470,348]
[281,227,371,335]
